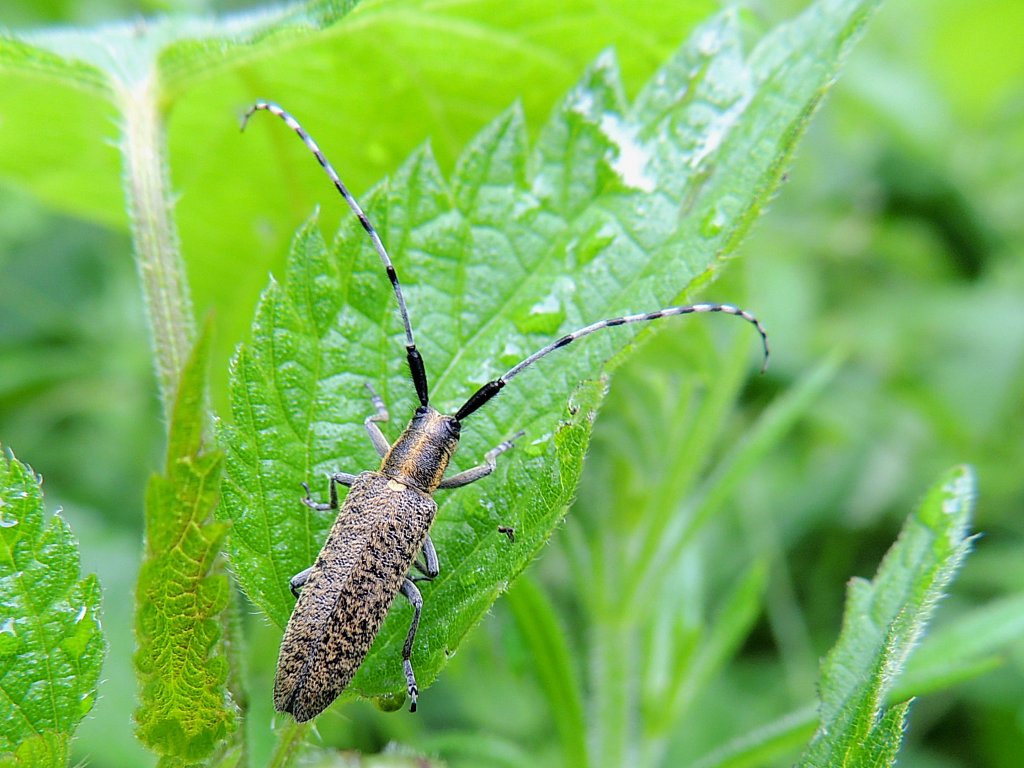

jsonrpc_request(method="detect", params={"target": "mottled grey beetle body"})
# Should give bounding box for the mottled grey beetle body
[245,100,769,721]
[275,407,460,721]
[274,473,435,721]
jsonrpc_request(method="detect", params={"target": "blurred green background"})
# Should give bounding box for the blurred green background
[1,0,1022,766]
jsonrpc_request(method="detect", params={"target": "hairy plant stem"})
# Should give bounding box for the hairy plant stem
[117,71,244,761]
[118,73,195,421]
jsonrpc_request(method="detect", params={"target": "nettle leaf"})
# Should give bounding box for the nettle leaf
[134,329,236,761]
[799,466,976,768]
[0,1,361,231]
[221,0,879,706]
[0,448,105,767]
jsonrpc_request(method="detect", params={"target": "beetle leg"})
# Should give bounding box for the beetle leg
[301,473,356,511]
[364,383,392,458]
[412,534,439,581]
[288,566,314,598]
[437,430,524,489]
[400,578,423,712]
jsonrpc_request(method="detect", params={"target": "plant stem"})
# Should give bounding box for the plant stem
[588,517,636,768]
[591,612,635,768]
[267,720,309,768]
[116,69,245,764]
[117,73,195,420]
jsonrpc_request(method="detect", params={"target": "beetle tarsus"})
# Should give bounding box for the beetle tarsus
[404,659,419,712]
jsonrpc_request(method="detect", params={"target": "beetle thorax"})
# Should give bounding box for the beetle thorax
[380,406,461,493]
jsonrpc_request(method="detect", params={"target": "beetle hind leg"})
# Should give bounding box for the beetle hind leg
[400,578,423,712]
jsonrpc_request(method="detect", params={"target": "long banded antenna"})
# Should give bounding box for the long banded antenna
[242,100,430,407]
[455,303,769,421]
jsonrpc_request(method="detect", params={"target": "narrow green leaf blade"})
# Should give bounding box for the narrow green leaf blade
[505,576,588,767]
[0,448,105,767]
[663,563,768,728]
[895,592,1024,699]
[692,705,819,768]
[693,588,1024,768]
[133,329,236,761]
[798,465,976,767]
[222,0,881,708]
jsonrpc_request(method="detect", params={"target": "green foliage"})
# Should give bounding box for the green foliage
[799,466,976,767]
[504,576,587,767]
[0,0,719,392]
[134,329,236,763]
[538,334,839,768]
[897,592,1024,699]
[0,2,361,228]
[220,0,877,709]
[0,448,105,766]
[2,0,1022,766]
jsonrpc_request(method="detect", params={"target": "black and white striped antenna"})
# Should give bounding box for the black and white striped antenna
[242,101,769,423]
[455,304,769,421]
[242,100,430,408]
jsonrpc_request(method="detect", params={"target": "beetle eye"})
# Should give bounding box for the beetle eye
[447,420,462,437]
[414,406,429,416]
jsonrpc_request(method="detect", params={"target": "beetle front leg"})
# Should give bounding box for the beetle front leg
[437,431,524,489]
[364,383,392,458]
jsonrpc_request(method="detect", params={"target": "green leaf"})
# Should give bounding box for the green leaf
[692,705,819,768]
[0,2,368,420]
[692,586,1024,768]
[798,465,976,768]
[895,592,1024,699]
[0,0,718,396]
[133,327,236,762]
[662,563,768,729]
[0,0,713,227]
[0,448,105,767]
[0,2,361,229]
[221,0,881,708]
[505,576,587,768]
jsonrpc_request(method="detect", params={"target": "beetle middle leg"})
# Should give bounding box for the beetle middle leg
[293,473,356,597]
[288,566,313,598]
[411,534,439,582]
[437,431,524,489]
[300,473,356,511]
[400,578,424,712]
[289,473,355,597]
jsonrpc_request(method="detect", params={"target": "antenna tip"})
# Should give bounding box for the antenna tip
[240,100,270,132]
[757,331,770,374]
[737,307,770,375]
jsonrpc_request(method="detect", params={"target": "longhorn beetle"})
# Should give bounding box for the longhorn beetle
[242,100,770,722]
